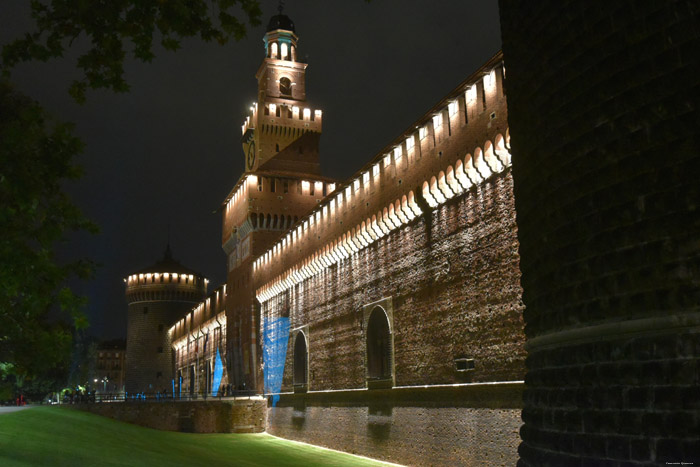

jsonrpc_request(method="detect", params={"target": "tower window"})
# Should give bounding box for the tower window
[143,306,148,314]
[157,346,163,353]
[270,178,276,192]
[258,178,263,192]
[283,180,289,193]
[275,143,280,152]
[280,77,292,95]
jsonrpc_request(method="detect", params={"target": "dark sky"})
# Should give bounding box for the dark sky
[1,1,502,340]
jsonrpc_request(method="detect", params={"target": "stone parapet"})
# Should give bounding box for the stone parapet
[70,398,266,433]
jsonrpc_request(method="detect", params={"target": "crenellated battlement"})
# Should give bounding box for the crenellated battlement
[169,283,227,345]
[241,104,322,137]
[253,52,509,299]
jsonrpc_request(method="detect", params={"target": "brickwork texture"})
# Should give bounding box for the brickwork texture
[499,1,700,464]
[267,171,525,391]
[72,399,266,433]
[267,383,523,466]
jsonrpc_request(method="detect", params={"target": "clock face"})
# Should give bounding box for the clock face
[247,141,256,170]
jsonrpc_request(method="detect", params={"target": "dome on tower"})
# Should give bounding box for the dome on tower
[267,14,295,33]
[129,244,202,277]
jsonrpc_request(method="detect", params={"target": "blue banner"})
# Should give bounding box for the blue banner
[263,317,290,407]
[212,347,224,396]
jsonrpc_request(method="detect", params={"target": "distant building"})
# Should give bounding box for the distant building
[95,339,126,394]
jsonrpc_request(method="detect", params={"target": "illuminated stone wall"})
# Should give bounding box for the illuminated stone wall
[499,1,700,464]
[170,284,228,397]
[263,171,524,392]
[267,384,523,466]
[124,260,207,394]
[254,52,524,393]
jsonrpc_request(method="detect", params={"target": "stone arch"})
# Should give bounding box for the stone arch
[464,153,483,185]
[483,140,504,173]
[407,191,422,216]
[438,170,455,198]
[473,147,492,179]
[364,303,394,388]
[445,165,462,195]
[429,176,446,204]
[292,329,308,391]
[494,133,511,167]
[422,181,437,207]
[454,159,471,190]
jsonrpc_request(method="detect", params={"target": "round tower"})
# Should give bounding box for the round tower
[124,245,207,395]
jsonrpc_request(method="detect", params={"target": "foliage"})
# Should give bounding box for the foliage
[1,0,263,102]
[0,80,97,396]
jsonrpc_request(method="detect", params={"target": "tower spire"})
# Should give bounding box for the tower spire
[164,223,172,260]
[278,0,285,15]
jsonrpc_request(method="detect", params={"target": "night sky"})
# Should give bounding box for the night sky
[1,1,502,339]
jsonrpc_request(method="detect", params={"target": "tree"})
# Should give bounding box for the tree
[0,80,97,397]
[0,0,264,399]
[2,0,262,102]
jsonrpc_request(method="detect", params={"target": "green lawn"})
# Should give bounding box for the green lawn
[0,406,391,466]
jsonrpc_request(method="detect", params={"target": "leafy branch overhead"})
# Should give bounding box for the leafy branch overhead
[1,0,263,102]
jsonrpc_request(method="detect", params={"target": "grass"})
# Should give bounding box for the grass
[0,406,391,466]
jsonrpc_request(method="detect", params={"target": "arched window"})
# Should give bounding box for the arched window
[279,77,292,95]
[366,307,392,382]
[293,331,308,390]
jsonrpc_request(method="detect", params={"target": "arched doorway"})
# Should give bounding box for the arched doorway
[366,307,392,387]
[293,331,308,392]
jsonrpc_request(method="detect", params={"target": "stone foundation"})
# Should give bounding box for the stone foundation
[267,382,523,466]
[71,398,266,433]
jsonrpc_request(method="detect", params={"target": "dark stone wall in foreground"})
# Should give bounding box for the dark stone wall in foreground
[498,1,700,465]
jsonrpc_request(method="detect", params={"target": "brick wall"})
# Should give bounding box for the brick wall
[71,399,266,433]
[263,170,525,391]
[126,300,197,394]
[499,1,700,464]
[267,383,523,466]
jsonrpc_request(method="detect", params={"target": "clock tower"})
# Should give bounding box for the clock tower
[241,13,323,174]
[223,12,334,392]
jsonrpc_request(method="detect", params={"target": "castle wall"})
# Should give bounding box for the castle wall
[265,170,524,392]
[170,285,228,397]
[253,53,509,294]
[249,50,526,466]
[71,398,266,433]
[267,383,523,467]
